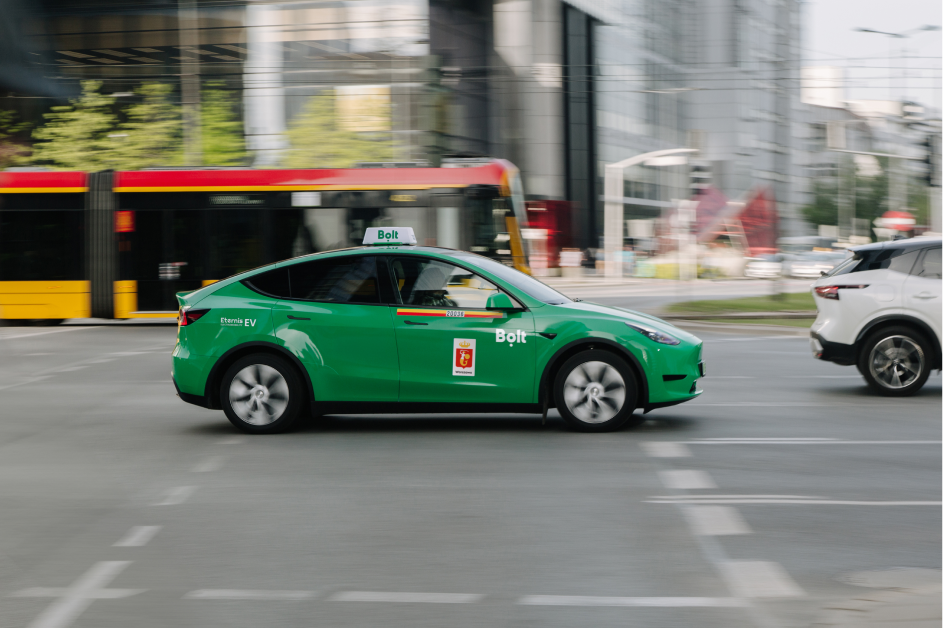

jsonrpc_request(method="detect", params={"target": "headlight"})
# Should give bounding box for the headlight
[625,322,680,345]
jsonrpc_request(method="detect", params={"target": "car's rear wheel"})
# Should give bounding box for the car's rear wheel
[221,353,304,434]
[858,326,931,397]
[554,350,640,432]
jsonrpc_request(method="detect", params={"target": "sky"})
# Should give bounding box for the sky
[804,0,942,109]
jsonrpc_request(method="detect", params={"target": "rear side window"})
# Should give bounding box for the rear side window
[914,247,942,280]
[289,256,380,304]
[243,267,290,298]
[839,247,922,275]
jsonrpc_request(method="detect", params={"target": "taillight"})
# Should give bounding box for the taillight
[814,285,868,300]
[178,307,210,326]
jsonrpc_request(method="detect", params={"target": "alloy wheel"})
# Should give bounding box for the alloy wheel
[562,361,627,424]
[228,364,290,425]
[868,335,924,390]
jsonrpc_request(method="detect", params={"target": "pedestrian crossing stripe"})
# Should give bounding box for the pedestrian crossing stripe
[396,308,504,319]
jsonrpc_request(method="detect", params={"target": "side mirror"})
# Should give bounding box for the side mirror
[486,292,518,310]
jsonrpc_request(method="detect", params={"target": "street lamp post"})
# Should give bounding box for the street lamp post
[603,148,698,280]
[854,25,940,102]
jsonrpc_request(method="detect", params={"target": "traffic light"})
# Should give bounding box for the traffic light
[922,135,940,188]
[690,161,711,196]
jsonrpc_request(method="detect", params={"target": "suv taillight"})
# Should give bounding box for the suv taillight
[178,307,210,326]
[814,285,868,300]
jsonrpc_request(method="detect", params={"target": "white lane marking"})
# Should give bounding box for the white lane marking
[191,456,224,473]
[25,353,52,356]
[216,436,246,445]
[659,470,717,490]
[56,366,87,372]
[185,590,314,600]
[517,595,748,607]
[706,376,756,379]
[0,376,52,392]
[85,358,115,364]
[329,591,484,604]
[0,327,94,341]
[703,336,806,343]
[697,437,836,441]
[689,440,942,445]
[683,506,751,535]
[16,561,143,628]
[653,495,820,499]
[152,486,197,506]
[719,561,805,598]
[652,499,942,505]
[641,442,691,458]
[113,526,161,547]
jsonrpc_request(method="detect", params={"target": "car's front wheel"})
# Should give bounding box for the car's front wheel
[859,326,931,397]
[554,350,640,432]
[221,353,305,434]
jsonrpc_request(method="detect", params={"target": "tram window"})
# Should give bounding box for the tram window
[243,267,291,298]
[0,206,83,281]
[288,256,380,304]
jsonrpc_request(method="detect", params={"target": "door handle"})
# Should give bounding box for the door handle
[404,320,428,325]
[914,293,937,299]
[287,315,310,320]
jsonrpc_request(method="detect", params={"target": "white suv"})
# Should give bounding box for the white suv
[810,237,941,396]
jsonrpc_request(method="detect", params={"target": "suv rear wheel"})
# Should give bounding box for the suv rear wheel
[858,326,931,396]
[221,353,305,433]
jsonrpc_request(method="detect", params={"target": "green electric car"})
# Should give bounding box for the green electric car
[172,227,704,434]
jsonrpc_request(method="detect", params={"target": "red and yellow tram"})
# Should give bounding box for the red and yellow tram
[0,159,529,321]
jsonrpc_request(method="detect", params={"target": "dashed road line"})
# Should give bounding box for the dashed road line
[191,456,224,473]
[216,436,246,445]
[659,470,717,490]
[0,327,95,341]
[718,561,805,598]
[641,442,691,458]
[517,595,749,607]
[329,591,484,604]
[682,506,751,535]
[651,497,942,505]
[185,590,314,600]
[13,561,143,628]
[152,486,197,506]
[113,526,162,547]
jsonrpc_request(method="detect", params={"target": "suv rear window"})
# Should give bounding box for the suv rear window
[830,246,922,276]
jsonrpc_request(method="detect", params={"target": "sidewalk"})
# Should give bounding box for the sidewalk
[812,585,942,627]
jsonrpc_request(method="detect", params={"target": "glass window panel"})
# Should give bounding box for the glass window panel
[389,257,498,308]
[289,255,380,304]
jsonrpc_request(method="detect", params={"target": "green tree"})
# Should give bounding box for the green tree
[281,89,393,168]
[200,84,247,166]
[30,81,118,170]
[113,82,182,170]
[0,110,30,169]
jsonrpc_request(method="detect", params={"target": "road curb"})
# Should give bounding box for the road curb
[669,320,809,336]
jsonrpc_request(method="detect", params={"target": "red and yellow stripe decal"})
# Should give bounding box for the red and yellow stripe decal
[113,184,470,193]
[396,308,504,319]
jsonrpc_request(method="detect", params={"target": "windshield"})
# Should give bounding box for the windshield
[455,254,571,305]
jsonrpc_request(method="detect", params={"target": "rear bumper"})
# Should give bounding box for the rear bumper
[172,376,211,408]
[810,331,856,366]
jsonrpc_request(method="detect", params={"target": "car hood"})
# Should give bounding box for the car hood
[552,301,701,344]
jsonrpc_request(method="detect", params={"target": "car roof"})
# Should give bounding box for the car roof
[851,236,942,255]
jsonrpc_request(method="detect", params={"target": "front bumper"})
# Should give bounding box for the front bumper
[810,331,856,366]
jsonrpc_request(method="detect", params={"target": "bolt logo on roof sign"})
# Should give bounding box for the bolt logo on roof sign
[363,227,418,246]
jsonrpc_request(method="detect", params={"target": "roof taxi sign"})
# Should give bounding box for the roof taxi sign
[363,227,418,246]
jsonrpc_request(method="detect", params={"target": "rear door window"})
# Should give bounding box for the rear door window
[288,256,380,304]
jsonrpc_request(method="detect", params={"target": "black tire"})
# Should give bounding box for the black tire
[858,326,931,397]
[554,350,640,432]
[220,353,305,434]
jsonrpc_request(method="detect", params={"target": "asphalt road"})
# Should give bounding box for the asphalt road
[0,323,939,628]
